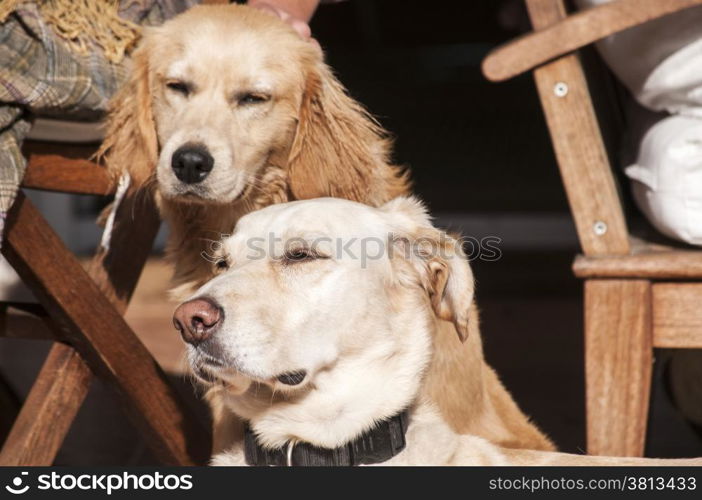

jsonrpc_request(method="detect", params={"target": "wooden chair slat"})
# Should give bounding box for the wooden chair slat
[528,0,630,256]
[0,342,91,466]
[86,188,161,312]
[23,155,113,196]
[574,250,702,279]
[483,0,702,82]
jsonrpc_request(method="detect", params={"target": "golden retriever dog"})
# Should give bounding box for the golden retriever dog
[101,4,552,452]
[174,197,701,466]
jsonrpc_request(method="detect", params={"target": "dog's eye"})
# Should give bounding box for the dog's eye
[214,259,229,271]
[284,248,314,263]
[238,92,269,105]
[166,81,191,96]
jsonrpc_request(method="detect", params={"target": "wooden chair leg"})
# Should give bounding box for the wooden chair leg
[86,185,161,313]
[0,342,91,466]
[584,279,653,457]
[2,192,210,465]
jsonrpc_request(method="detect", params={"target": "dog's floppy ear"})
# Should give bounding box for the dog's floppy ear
[383,197,474,342]
[98,36,158,186]
[287,60,409,205]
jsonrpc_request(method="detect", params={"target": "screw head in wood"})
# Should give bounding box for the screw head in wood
[593,220,608,236]
[554,82,569,97]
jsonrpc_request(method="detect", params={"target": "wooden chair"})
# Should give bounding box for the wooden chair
[483,0,702,457]
[0,141,210,465]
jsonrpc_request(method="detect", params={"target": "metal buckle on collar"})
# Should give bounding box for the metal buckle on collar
[286,441,295,466]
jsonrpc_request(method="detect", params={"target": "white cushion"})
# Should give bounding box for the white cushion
[626,113,702,245]
[576,0,702,117]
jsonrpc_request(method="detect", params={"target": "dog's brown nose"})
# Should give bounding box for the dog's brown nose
[173,298,222,345]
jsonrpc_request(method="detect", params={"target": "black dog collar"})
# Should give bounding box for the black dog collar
[244,410,409,466]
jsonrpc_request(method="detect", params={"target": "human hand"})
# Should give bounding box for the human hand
[248,0,320,40]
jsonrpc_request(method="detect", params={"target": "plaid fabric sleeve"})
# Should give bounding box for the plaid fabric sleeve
[0,105,31,234]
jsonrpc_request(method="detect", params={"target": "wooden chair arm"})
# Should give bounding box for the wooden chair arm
[483,0,702,82]
[22,155,113,196]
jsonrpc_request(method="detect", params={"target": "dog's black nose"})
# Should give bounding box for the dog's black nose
[171,144,214,184]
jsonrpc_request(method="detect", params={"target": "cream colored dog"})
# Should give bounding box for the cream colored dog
[173,197,701,465]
